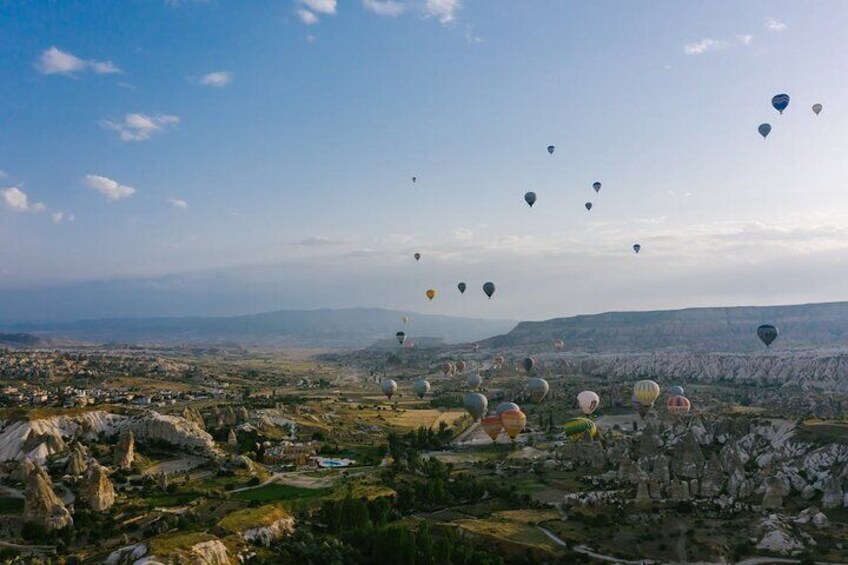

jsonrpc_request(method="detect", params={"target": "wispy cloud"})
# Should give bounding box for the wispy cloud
[765,18,787,32]
[84,175,136,201]
[168,198,189,209]
[296,0,336,24]
[199,71,232,87]
[101,113,180,142]
[2,187,45,212]
[363,0,405,17]
[36,46,121,76]
[297,236,351,247]
[684,34,752,55]
[424,0,459,25]
[51,211,74,224]
[0,170,6,179]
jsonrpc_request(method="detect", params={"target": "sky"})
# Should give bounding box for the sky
[1,0,848,323]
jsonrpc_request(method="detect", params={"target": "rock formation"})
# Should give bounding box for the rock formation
[634,479,652,508]
[66,442,88,476]
[23,460,73,531]
[227,429,238,447]
[81,461,115,512]
[114,430,135,470]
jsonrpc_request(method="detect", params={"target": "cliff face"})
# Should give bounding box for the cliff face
[483,301,848,353]
[23,461,73,531]
[81,461,115,512]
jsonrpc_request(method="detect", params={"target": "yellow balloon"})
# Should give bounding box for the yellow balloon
[426,289,436,301]
[501,409,526,440]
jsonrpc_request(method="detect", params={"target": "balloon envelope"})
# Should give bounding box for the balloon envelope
[496,401,520,416]
[812,103,823,115]
[553,339,564,350]
[412,176,417,183]
[456,361,467,374]
[458,282,466,294]
[463,392,488,420]
[501,409,527,439]
[757,324,779,347]
[426,289,436,301]
[414,252,421,261]
[524,192,537,207]
[668,395,691,418]
[414,379,431,399]
[396,331,406,345]
[402,316,410,325]
[494,355,505,367]
[381,379,398,400]
[593,181,602,193]
[466,373,483,391]
[483,282,496,298]
[522,357,536,374]
[441,362,453,376]
[667,385,684,397]
[585,202,593,211]
[481,415,503,441]
[772,93,790,114]
[577,391,600,415]
[758,123,772,138]
[528,378,549,403]
[564,417,597,441]
[633,380,660,406]
[633,244,641,254]
[547,145,555,155]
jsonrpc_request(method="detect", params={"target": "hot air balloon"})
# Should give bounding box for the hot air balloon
[758,123,772,139]
[414,379,431,399]
[494,355,505,368]
[501,409,526,440]
[812,103,823,115]
[426,289,436,301]
[456,361,467,374]
[667,385,684,397]
[633,380,660,406]
[524,192,537,208]
[667,395,691,418]
[563,417,597,441]
[463,392,488,420]
[577,391,600,415]
[547,145,555,155]
[592,181,602,193]
[522,357,535,374]
[483,282,496,299]
[467,373,483,391]
[772,93,790,114]
[402,315,410,325]
[481,414,503,441]
[472,343,480,352]
[412,176,417,183]
[404,340,415,349]
[414,252,421,261]
[381,379,397,400]
[441,362,453,376]
[458,282,467,294]
[396,331,407,345]
[554,339,564,350]
[528,378,549,403]
[496,401,520,416]
[633,244,641,254]
[585,202,593,211]
[757,324,778,347]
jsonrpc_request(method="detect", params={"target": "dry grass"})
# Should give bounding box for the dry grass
[452,518,562,554]
[495,509,561,524]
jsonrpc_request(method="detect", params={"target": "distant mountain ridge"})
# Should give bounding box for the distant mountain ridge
[481,301,848,353]
[3,308,515,349]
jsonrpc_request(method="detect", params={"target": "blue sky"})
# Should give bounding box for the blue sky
[2,0,848,322]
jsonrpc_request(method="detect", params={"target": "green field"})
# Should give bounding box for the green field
[230,483,330,502]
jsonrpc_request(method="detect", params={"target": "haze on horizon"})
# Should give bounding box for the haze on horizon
[2,0,848,323]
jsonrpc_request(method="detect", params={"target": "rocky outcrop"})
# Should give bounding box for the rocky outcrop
[0,411,126,463]
[81,461,115,512]
[700,458,724,498]
[669,479,690,501]
[105,539,230,565]
[190,539,231,564]
[671,431,704,479]
[762,476,789,509]
[243,515,295,547]
[114,431,135,470]
[66,442,88,476]
[227,429,238,447]
[23,461,73,531]
[820,475,844,509]
[129,412,221,458]
[634,479,651,508]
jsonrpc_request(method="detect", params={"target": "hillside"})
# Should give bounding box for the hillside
[481,301,848,353]
[5,308,515,349]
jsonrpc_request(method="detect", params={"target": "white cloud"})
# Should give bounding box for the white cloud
[297,8,319,24]
[199,71,232,87]
[84,175,136,201]
[465,25,482,44]
[363,0,405,17]
[168,198,189,209]
[51,211,74,224]
[737,34,753,45]
[298,0,336,14]
[2,187,45,212]
[297,236,351,247]
[424,0,459,25]
[765,19,787,32]
[36,46,121,76]
[683,38,731,55]
[101,113,180,142]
